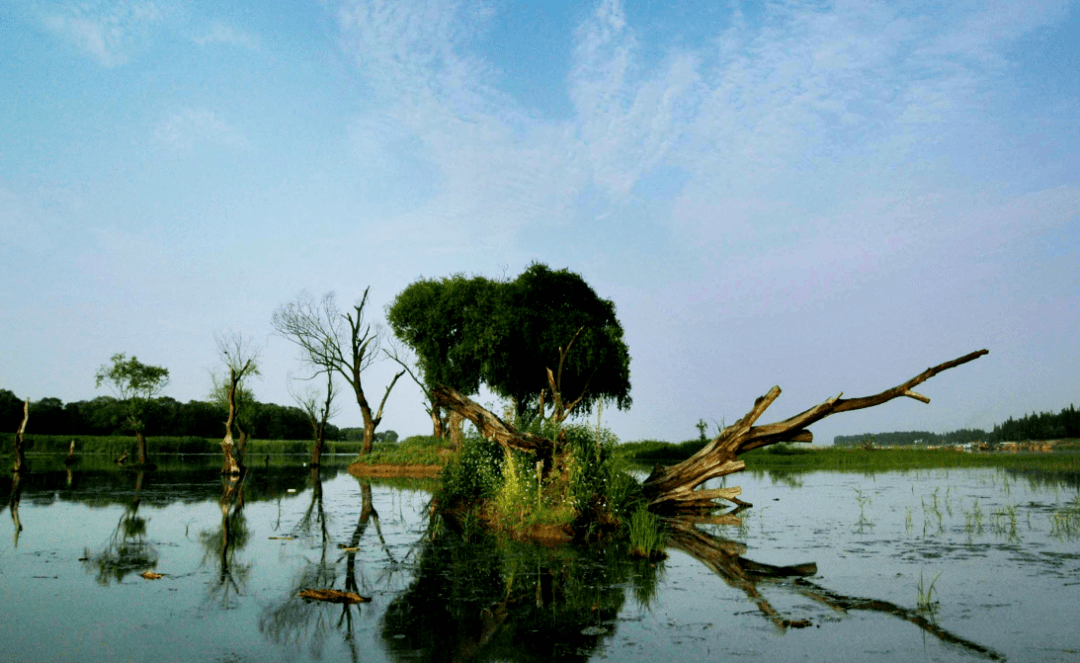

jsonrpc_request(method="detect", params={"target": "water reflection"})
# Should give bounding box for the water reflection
[199,474,251,609]
[80,471,160,584]
[258,470,375,662]
[2,461,1076,662]
[666,508,1005,661]
[6,471,23,546]
[380,517,662,663]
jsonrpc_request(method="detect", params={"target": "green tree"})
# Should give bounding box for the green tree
[387,263,632,424]
[94,353,170,466]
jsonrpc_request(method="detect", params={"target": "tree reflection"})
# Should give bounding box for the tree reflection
[81,471,159,585]
[198,474,251,609]
[258,471,383,662]
[664,508,1005,661]
[380,520,661,663]
[7,471,24,547]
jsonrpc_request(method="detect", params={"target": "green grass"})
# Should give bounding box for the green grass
[741,446,1080,473]
[349,435,456,466]
[0,433,364,458]
[615,439,1080,473]
[613,439,708,463]
[626,505,665,559]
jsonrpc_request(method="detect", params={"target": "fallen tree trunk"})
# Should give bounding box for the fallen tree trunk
[430,385,555,457]
[431,350,988,511]
[643,350,988,509]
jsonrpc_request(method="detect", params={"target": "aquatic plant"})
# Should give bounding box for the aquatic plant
[916,570,941,615]
[627,505,665,560]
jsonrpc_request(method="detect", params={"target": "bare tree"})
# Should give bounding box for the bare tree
[12,397,28,473]
[272,288,404,456]
[384,342,448,440]
[214,333,260,475]
[291,370,340,468]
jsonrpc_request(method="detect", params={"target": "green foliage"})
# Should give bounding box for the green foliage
[438,422,638,534]
[490,448,537,527]
[94,353,170,433]
[387,262,632,421]
[627,505,665,559]
[0,433,361,457]
[352,435,456,466]
[439,434,504,504]
[613,438,709,463]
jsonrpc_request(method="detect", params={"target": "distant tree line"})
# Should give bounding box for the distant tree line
[0,388,343,441]
[834,404,1079,447]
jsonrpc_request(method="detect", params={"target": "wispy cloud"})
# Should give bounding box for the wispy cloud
[42,1,165,67]
[153,108,247,151]
[335,0,587,248]
[193,20,261,50]
[330,0,1074,255]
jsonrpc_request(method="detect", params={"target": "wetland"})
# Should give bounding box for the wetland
[2,455,1079,662]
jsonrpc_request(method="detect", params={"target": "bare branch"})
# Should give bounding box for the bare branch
[643,350,989,509]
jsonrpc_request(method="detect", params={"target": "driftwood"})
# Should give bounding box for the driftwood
[643,349,989,510]
[298,589,370,604]
[432,350,988,511]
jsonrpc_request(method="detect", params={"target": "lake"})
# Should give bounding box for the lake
[2,457,1079,662]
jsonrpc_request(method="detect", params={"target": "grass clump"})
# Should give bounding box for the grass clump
[438,422,640,538]
[626,505,666,560]
[352,435,456,466]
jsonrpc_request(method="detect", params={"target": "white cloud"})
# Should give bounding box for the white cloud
[153,108,247,151]
[329,0,1075,260]
[193,20,261,50]
[334,0,589,248]
[43,1,165,67]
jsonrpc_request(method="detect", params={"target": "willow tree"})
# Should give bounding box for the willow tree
[273,288,403,456]
[387,263,632,428]
[95,353,170,468]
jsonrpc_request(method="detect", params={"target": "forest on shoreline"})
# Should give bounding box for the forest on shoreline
[833,404,1079,447]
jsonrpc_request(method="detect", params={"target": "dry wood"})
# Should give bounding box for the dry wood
[430,350,988,511]
[431,385,554,457]
[298,588,370,604]
[643,350,988,510]
[13,398,29,473]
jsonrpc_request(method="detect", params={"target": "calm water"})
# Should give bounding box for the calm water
[2,460,1079,662]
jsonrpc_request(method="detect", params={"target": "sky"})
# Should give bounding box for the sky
[1,0,1078,446]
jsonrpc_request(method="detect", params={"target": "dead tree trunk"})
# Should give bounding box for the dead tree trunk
[432,351,988,510]
[430,385,554,457]
[221,366,243,475]
[134,428,151,467]
[13,398,28,473]
[643,350,989,510]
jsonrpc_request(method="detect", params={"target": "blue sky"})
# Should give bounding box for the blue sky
[2,0,1077,445]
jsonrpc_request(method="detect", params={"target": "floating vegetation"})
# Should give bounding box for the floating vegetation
[916,570,942,616]
[1050,493,1080,540]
